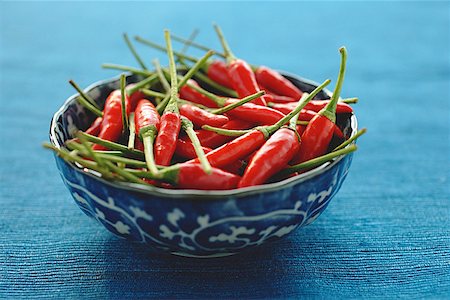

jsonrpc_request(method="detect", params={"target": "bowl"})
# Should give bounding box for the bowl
[49,73,357,258]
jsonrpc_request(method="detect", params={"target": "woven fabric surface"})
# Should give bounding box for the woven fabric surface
[1,1,449,299]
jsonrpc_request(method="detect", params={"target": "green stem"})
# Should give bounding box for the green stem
[201,125,251,136]
[120,74,129,133]
[68,80,101,110]
[134,35,198,63]
[76,132,106,168]
[289,111,301,131]
[266,80,331,135]
[141,129,159,175]
[186,81,226,106]
[192,70,237,97]
[334,128,366,151]
[123,33,148,70]
[199,80,330,138]
[342,97,358,104]
[280,144,357,176]
[297,120,309,126]
[163,29,180,114]
[173,33,226,58]
[179,29,199,54]
[156,50,214,113]
[213,24,236,63]
[78,132,144,158]
[140,88,167,99]
[182,117,212,174]
[126,73,158,95]
[103,160,148,185]
[179,50,214,88]
[152,58,171,92]
[320,47,347,123]
[43,143,114,179]
[102,63,153,76]
[210,90,265,114]
[127,112,136,149]
[69,80,103,117]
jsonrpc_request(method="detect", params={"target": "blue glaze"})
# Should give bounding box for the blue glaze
[49,74,357,257]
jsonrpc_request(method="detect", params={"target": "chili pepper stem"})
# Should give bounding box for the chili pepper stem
[320,47,347,123]
[79,132,144,157]
[123,33,148,70]
[69,80,103,117]
[141,131,159,175]
[211,91,265,114]
[126,74,159,96]
[201,125,251,136]
[153,58,171,92]
[266,79,331,135]
[191,69,237,97]
[334,128,367,151]
[179,29,199,54]
[281,144,357,176]
[134,35,198,63]
[186,81,227,106]
[163,29,180,114]
[128,112,136,149]
[76,132,106,168]
[102,63,153,76]
[172,33,226,58]
[182,117,212,174]
[68,80,101,110]
[103,160,148,184]
[213,24,236,63]
[156,50,214,113]
[342,97,358,104]
[43,143,114,179]
[120,74,129,132]
[140,89,167,99]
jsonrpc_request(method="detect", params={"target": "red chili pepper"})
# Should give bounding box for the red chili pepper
[192,130,267,168]
[333,125,344,139]
[154,112,181,166]
[199,79,331,170]
[270,101,353,115]
[160,163,240,190]
[223,98,285,125]
[206,60,233,89]
[179,104,229,127]
[255,66,303,99]
[305,100,353,114]
[125,83,146,111]
[182,119,253,148]
[292,47,347,164]
[175,139,212,160]
[135,99,161,173]
[84,117,102,136]
[227,59,269,106]
[179,79,219,108]
[296,124,306,136]
[239,127,301,187]
[153,30,182,167]
[93,90,130,151]
[214,25,269,106]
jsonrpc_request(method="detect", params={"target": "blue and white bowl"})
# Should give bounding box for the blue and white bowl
[49,73,357,258]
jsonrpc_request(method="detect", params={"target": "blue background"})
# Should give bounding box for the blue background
[1,1,449,298]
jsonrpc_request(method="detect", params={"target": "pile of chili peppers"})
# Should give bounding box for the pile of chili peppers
[44,26,366,190]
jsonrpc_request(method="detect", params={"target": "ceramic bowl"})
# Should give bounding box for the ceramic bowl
[49,73,357,258]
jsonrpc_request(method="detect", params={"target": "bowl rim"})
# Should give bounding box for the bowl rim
[49,72,358,200]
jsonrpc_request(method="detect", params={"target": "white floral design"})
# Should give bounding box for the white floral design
[60,172,339,257]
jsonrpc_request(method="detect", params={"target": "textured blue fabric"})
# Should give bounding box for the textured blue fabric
[1,1,449,298]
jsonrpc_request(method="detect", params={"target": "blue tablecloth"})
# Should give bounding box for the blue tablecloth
[1,2,449,298]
